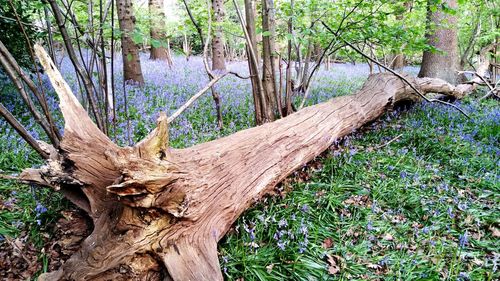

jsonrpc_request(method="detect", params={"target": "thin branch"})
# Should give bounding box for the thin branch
[321,21,470,118]
[167,73,229,123]
[300,38,339,103]
[232,0,266,105]
[376,134,403,149]
[480,80,500,100]
[0,173,20,180]
[0,42,62,147]
[228,71,250,79]
[181,0,206,46]
[47,0,105,131]
[0,103,49,159]
[458,70,494,91]
[182,0,224,128]
[6,0,61,144]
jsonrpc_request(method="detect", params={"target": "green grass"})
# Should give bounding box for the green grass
[218,99,499,281]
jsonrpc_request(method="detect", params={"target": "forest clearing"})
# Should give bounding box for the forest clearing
[0,0,498,280]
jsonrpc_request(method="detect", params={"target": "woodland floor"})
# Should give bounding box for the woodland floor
[0,56,498,280]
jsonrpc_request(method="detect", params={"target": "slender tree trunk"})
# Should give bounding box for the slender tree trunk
[117,0,144,84]
[391,54,405,69]
[243,0,263,124]
[284,0,294,115]
[211,0,226,70]
[391,1,411,70]
[183,32,191,61]
[418,0,460,84]
[149,0,169,61]
[261,0,278,121]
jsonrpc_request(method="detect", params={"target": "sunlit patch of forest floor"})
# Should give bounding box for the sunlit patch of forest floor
[0,59,498,280]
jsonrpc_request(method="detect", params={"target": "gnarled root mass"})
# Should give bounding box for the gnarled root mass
[21,46,470,280]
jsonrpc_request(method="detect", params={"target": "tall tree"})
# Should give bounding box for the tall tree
[418,0,461,84]
[117,0,144,84]
[149,0,169,61]
[211,0,226,70]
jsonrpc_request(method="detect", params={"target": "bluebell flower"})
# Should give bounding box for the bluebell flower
[367,221,373,231]
[458,272,469,281]
[301,204,309,213]
[278,218,287,228]
[35,202,47,216]
[422,227,429,234]
[459,231,468,248]
[277,241,286,250]
[447,207,454,218]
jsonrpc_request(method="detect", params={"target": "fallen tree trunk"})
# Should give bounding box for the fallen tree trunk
[22,46,468,280]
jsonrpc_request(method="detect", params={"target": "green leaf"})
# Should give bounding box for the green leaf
[127,53,133,62]
[131,31,144,44]
[151,39,162,48]
[261,31,272,37]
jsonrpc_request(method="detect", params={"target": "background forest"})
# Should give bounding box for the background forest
[0,0,498,280]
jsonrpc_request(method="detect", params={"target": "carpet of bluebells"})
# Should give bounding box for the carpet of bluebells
[0,54,498,280]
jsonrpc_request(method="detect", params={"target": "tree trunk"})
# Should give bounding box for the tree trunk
[28,45,469,281]
[149,0,169,61]
[243,0,263,124]
[211,0,226,70]
[391,54,405,69]
[284,0,294,116]
[117,0,144,84]
[261,0,279,121]
[418,0,460,84]
[390,1,411,70]
[183,32,191,61]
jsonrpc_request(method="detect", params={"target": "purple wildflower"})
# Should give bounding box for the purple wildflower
[300,204,309,213]
[447,207,455,218]
[459,231,468,248]
[278,218,288,228]
[367,221,373,231]
[277,241,286,250]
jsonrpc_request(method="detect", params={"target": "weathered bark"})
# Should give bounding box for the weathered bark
[418,0,461,84]
[211,0,226,70]
[117,0,144,84]
[149,0,169,61]
[26,45,469,280]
